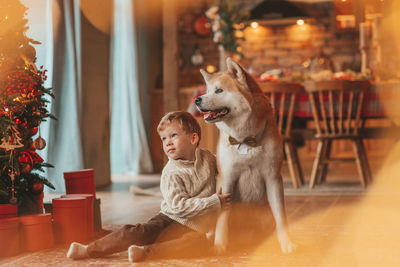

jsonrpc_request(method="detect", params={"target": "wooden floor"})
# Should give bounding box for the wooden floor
[93,145,400,266]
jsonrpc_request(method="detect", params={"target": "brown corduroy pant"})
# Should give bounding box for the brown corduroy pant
[87,212,195,258]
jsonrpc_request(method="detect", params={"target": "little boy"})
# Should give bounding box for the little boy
[67,111,230,262]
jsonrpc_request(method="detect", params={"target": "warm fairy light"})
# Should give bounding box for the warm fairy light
[234,30,244,38]
[297,19,304,26]
[232,23,245,30]
[251,21,259,28]
[206,65,216,73]
[232,54,241,61]
[341,0,347,2]
[236,46,243,53]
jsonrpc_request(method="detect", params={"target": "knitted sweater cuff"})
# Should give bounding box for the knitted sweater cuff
[208,193,221,210]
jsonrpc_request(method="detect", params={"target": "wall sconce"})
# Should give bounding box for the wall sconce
[250,21,259,28]
[296,19,304,26]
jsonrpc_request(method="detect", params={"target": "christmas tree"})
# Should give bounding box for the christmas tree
[0,0,55,215]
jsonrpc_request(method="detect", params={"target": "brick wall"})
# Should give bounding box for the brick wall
[241,24,360,76]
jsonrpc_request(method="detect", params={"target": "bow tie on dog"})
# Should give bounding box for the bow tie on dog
[228,136,257,147]
[228,136,258,154]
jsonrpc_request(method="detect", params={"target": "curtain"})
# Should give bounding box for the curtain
[44,0,84,192]
[110,0,153,175]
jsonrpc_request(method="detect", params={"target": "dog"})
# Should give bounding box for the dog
[195,58,295,254]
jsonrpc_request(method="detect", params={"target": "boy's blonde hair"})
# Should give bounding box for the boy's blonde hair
[157,111,201,145]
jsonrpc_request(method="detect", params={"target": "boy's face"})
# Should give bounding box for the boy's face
[159,120,199,161]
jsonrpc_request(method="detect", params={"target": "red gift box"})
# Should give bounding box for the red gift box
[52,197,87,244]
[0,204,18,219]
[0,217,20,257]
[61,194,94,239]
[63,169,96,198]
[19,214,54,252]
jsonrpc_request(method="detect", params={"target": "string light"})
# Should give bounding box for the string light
[251,22,259,28]
[206,65,216,73]
[297,19,305,26]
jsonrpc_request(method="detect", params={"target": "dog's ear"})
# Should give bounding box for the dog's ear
[200,69,212,83]
[226,57,246,86]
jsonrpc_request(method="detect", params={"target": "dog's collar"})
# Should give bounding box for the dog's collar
[228,120,267,147]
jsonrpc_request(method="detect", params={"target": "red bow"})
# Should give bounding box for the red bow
[18,149,44,167]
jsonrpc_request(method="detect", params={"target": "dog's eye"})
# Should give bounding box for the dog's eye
[215,88,223,94]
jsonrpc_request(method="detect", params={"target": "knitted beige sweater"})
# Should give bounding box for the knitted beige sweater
[160,148,221,233]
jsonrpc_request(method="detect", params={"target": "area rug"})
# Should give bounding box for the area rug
[0,248,255,267]
[0,224,257,267]
[1,221,392,266]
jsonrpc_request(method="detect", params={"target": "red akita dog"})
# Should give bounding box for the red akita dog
[195,58,295,253]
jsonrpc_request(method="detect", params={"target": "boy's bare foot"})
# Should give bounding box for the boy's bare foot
[66,242,89,259]
[128,245,148,262]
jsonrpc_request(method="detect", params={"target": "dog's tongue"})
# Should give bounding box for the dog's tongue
[203,112,212,120]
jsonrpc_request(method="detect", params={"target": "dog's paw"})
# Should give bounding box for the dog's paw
[279,239,297,254]
[277,229,297,253]
[213,243,228,255]
[214,221,229,255]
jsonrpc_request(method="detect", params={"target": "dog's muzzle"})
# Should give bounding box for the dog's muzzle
[195,96,230,122]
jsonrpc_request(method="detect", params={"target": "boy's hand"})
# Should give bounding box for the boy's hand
[217,187,231,210]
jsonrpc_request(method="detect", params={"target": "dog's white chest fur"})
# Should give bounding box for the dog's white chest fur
[217,129,280,203]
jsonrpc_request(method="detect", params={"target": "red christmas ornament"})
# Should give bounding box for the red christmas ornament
[20,163,32,174]
[31,181,44,194]
[30,127,38,136]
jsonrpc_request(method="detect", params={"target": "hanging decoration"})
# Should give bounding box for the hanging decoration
[190,44,205,66]
[0,126,24,151]
[8,171,17,205]
[33,136,46,150]
[32,127,46,150]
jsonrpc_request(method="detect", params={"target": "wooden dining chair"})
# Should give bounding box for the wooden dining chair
[258,81,304,189]
[304,80,372,188]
